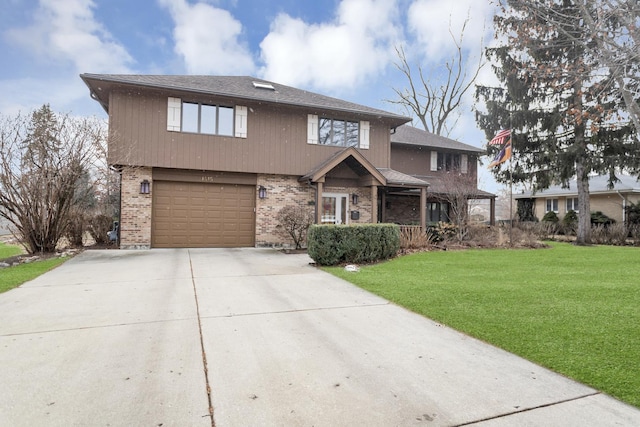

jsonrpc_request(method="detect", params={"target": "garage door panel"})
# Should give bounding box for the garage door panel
[152,181,255,248]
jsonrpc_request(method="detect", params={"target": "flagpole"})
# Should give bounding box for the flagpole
[509,110,514,248]
[509,140,513,247]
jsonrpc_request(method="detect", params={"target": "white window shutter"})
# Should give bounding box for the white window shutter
[235,106,248,138]
[461,154,468,173]
[167,97,181,131]
[359,121,370,149]
[307,114,318,144]
[430,151,438,171]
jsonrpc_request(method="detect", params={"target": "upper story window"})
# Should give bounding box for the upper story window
[437,152,461,171]
[430,151,469,173]
[318,118,359,147]
[167,97,247,138]
[546,198,559,213]
[566,197,579,212]
[182,102,234,136]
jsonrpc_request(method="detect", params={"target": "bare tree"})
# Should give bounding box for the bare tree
[276,205,314,249]
[437,171,485,242]
[388,17,485,136]
[0,105,107,253]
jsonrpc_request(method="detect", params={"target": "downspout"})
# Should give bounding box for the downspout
[616,191,627,224]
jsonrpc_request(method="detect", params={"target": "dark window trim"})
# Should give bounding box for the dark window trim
[318,117,359,147]
[182,101,234,136]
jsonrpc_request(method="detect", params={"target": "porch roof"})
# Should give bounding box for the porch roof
[377,168,430,188]
[299,147,387,185]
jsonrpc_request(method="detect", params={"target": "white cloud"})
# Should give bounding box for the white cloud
[5,0,133,73]
[407,0,494,59]
[259,0,403,91]
[158,0,255,75]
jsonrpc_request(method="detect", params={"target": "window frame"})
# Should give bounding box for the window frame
[318,117,360,147]
[546,198,559,213]
[181,101,234,136]
[566,197,579,213]
[437,152,461,171]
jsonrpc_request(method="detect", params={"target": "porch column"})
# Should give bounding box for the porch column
[420,187,427,232]
[315,181,323,224]
[490,197,496,226]
[370,185,378,223]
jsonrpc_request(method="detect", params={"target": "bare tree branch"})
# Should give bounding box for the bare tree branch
[387,15,485,136]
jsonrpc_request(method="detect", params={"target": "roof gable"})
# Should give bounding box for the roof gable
[300,147,387,185]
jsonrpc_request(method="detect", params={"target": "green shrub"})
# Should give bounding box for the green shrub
[307,224,400,266]
[561,210,578,236]
[541,211,559,223]
[591,211,615,226]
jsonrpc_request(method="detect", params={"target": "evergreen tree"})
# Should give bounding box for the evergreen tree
[476,0,638,244]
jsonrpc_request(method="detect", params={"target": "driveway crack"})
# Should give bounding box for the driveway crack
[189,250,216,427]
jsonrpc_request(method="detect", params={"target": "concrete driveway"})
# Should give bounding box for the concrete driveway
[1,248,639,426]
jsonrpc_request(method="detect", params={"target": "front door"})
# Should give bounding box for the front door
[321,193,348,224]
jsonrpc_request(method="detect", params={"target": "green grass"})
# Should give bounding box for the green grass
[326,242,640,408]
[0,241,23,259]
[0,257,68,294]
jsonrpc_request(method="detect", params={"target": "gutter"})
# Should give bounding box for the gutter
[616,191,627,223]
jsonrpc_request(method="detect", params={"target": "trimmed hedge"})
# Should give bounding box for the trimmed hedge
[307,223,400,266]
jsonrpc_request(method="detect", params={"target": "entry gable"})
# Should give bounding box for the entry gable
[299,147,387,186]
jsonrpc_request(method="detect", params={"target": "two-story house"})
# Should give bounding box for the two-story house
[386,125,494,225]
[81,74,490,249]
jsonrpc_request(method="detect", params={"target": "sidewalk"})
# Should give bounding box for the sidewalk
[0,248,639,426]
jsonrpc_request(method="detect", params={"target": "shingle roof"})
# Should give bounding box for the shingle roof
[515,174,640,198]
[391,125,484,154]
[377,168,430,187]
[80,74,411,125]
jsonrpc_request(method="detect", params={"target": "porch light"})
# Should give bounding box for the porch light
[140,179,150,194]
[351,193,359,205]
[258,185,267,199]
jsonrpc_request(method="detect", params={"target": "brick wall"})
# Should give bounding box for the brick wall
[255,176,378,247]
[255,175,314,247]
[385,194,421,224]
[120,166,152,249]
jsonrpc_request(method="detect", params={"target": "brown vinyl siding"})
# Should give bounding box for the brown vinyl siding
[390,145,478,180]
[108,90,391,174]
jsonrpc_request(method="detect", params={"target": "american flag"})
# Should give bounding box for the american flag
[489,129,511,145]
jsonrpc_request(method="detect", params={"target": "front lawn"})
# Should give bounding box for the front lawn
[0,241,23,259]
[0,241,69,294]
[326,242,640,408]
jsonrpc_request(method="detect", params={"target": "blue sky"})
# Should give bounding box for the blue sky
[0,0,501,191]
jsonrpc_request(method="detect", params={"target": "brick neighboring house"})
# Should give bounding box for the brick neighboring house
[81,74,491,249]
[515,174,640,223]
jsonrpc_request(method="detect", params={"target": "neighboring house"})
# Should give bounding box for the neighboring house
[81,74,491,249]
[515,174,640,223]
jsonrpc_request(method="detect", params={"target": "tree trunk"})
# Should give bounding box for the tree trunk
[575,157,591,245]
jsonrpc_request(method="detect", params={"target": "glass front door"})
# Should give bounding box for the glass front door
[321,193,348,224]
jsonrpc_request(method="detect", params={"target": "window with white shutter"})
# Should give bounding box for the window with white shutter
[359,121,370,149]
[235,106,247,138]
[307,114,318,144]
[167,97,181,131]
[430,151,438,171]
[461,154,468,174]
